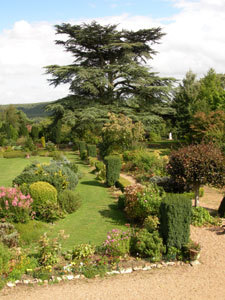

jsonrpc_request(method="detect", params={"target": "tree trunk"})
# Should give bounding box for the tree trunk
[194,184,200,207]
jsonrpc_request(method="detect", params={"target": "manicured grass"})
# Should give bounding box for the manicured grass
[47,154,127,249]
[0,156,50,187]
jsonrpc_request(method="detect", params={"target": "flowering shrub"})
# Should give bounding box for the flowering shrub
[0,187,34,223]
[103,229,131,257]
[124,184,163,223]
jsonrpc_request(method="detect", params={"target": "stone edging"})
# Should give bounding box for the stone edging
[6,260,200,288]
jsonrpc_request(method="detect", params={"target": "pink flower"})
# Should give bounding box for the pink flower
[12,200,17,206]
[5,200,8,206]
[18,202,22,207]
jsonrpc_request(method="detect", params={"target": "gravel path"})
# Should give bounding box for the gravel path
[1,187,225,300]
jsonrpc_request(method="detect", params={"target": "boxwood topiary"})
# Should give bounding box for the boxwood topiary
[29,181,61,222]
[105,155,122,187]
[160,193,192,249]
[87,144,97,157]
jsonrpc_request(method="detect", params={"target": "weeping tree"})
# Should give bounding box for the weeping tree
[45,21,174,108]
[167,143,225,207]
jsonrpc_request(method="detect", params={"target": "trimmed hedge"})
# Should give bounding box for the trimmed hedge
[3,151,26,158]
[115,177,132,192]
[105,155,122,187]
[79,141,86,153]
[87,144,97,157]
[29,181,60,222]
[160,193,192,249]
[218,196,225,218]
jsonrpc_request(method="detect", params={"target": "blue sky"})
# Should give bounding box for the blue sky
[0,0,225,104]
[0,0,179,32]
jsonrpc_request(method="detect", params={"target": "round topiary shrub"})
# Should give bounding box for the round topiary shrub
[29,181,60,222]
[58,190,81,214]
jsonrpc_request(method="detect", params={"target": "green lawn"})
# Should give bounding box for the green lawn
[0,153,127,249]
[0,156,50,187]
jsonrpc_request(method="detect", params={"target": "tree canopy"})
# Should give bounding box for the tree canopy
[45,21,174,107]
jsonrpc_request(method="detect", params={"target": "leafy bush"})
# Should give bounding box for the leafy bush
[167,143,225,206]
[105,155,122,186]
[87,144,97,157]
[95,161,105,172]
[79,141,86,153]
[3,151,26,158]
[143,215,159,233]
[0,222,19,248]
[13,161,79,193]
[72,244,95,260]
[124,184,163,223]
[58,190,81,214]
[45,141,56,152]
[191,207,219,226]
[103,229,131,257]
[218,196,225,218]
[160,194,192,249]
[131,229,164,260]
[0,187,33,223]
[115,177,131,192]
[123,150,166,176]
[37,232,62,267]
[29,181,61,222]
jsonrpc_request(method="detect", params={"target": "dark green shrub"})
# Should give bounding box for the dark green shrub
[79,141,86,153]
[87,144,97,157]
[160,194,192,249]
[105,155,122,186]
[218,196,225,218]
[118,194,126,210]
[3,151,26,158]
[80,150,88,161]
[131,229,164,260]
[58,190,81,214]
[115,177,131,192]
[29,181,61,222]
[0,223,19,248]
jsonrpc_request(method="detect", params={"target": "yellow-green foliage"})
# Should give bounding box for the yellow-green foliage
[29,181,57,204]
[115,177,131,192]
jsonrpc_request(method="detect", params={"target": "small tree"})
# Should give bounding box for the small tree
[167,143,225,206]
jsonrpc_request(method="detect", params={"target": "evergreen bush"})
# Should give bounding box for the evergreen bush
[218,196,225,218]
[105,155,122,186]
[58,190,81,214]
[79,141,86,153]
[29,181,61,222]
[160,193,192,249]
[80,150,88,161]
[87,144,97,157]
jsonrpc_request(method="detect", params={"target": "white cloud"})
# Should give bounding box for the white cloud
[0,0,225,104]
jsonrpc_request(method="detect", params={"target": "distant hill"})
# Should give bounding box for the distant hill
[0,102,52,119]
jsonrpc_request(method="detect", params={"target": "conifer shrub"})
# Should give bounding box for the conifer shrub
[105,155,122,186]
[160,193,192,249]
[29,181,61,222]
[87,144,97,157]
[58,190,81,214]
[131,229,164,260]
[79,141,86,153]
[218,196,225,218]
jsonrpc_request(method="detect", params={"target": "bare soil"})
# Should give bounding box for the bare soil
[1,186,224,300]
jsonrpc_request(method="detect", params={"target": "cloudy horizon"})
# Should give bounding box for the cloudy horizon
[0,0,224,105]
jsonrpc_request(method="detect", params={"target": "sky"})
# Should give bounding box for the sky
[0,0,224,105]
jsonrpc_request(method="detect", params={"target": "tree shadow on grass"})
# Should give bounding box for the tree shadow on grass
[80,180,106,188]
[99,204,127,225]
